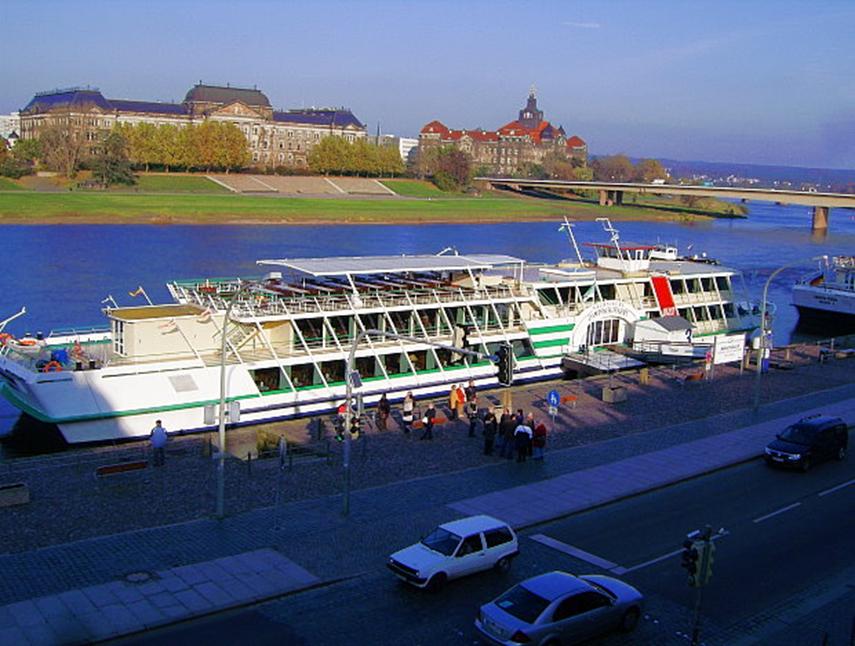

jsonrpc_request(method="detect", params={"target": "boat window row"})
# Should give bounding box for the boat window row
[249,339,535,393]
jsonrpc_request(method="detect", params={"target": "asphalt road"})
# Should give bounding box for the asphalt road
[120,456,855,646]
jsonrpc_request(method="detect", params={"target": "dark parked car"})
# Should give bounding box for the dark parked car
[764,415,848,471]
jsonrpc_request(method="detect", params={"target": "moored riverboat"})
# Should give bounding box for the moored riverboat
[793,256,855,333]
[0,223,758,444]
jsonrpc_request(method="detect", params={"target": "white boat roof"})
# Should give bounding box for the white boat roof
[257,253,524,277]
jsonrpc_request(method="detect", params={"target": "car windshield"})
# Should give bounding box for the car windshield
[494,584,550,624]
[779,424,816,446]
[421,528,461,556]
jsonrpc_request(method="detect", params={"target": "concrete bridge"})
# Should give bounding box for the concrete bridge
[474,177,855,231]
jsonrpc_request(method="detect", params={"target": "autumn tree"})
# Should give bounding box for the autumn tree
[431,146,471,191]
[592,154,634,182]
[0,138,38,178]
[633,158,668,183]
[92,130,135,187]
[40,119,85,177]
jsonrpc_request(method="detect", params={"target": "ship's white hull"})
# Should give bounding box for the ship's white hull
[793,284,855,325]
[1,355,562,444]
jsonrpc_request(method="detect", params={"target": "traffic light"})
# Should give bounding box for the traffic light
[680,539,701,587]
[349,415,361,440]
[496,343,514,386]
[699,541,716,586]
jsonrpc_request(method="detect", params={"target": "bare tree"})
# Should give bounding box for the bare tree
[39,115,85,178]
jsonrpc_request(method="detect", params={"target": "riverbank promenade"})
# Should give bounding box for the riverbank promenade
[0,348,853,644]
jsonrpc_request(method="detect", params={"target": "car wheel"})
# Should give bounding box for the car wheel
[426,572,446,593]
[621,607,640,633]
[800,458,812,472]
[494,556,512,574]
[836,446,846,461]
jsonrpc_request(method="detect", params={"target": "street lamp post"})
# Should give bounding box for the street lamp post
[341,328,498,516]
[752,256,825,412]
[216,280,254,519]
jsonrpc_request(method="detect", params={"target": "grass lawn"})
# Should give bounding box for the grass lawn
[94,174,230,193]
[379,179,453,198]
[0,177,26,191]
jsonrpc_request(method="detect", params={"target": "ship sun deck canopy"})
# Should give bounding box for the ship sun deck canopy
[256,253,525,278]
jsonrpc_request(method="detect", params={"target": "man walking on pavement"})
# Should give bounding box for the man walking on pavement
[150,419,168,466]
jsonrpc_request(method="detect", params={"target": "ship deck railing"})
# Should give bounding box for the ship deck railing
[172,281,527,318]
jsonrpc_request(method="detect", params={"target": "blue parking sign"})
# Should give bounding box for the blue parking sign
[547,389,560,408]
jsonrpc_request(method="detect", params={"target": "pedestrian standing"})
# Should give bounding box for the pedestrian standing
[420,403,436,440]
[525,412,536,456]
[467,400,479,437]
[514,422,532,463]
[483,409,498,456]
[455,384,466,421]
[149,419,168,466]
[448,384,459,420]
[499,409,516,460]
[401,391,415,435]
[532,420,547,461]
[377,393,390,431]
[464,380,477,406]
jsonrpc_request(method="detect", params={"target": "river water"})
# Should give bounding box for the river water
[1,201,853,445]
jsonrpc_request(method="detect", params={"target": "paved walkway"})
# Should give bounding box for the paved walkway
[448,398,855,527]
[0,549,316,645]
[0,384,852,644]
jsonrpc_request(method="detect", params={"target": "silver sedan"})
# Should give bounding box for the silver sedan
[475,570,644,645]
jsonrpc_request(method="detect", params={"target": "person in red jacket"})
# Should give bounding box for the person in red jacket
[532,421,547,461]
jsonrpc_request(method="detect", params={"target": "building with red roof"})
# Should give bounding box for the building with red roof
[419,89,586,175]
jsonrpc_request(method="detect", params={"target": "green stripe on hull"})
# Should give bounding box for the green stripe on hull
[532,337,571,349]
[528,323,575,335]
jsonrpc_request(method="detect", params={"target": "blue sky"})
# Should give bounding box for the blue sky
[2,0,853,169]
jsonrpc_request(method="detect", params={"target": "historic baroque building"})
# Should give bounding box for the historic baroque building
[19,83,366,167]
[419,90,586,175]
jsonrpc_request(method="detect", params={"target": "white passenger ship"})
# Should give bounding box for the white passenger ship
[792,256,855,330]
[0,223,757,444]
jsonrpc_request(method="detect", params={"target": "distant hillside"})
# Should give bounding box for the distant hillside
[656,158,853,191]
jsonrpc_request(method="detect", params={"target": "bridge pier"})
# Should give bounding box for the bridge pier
[599,189,608,206]
[812,206,829,231]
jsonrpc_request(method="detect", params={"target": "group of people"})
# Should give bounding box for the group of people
[376,381,549,461]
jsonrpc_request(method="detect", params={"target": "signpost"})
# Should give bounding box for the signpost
[547,389,560,423]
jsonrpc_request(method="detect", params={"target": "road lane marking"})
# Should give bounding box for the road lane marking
[620,549,682,574]
[753,502,802,523]
[818,477,855,497]
[529,534,619,570]
[619,531,730,574]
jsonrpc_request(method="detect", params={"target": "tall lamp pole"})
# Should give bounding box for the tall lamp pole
[342,328,498,516]
[752,256,825,412]
[217,280,254,519]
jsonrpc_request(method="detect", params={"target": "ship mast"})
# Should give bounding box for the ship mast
[559,216,585,265]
